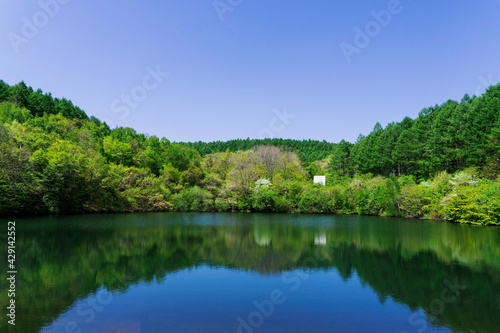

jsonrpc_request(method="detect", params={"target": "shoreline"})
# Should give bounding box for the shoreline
[3,209,494,227]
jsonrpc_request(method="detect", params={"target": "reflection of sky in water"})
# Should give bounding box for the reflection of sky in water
[41,267,450,333]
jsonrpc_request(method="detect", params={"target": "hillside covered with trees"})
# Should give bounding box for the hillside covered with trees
[181,138,336,163]
[0,80,499,225]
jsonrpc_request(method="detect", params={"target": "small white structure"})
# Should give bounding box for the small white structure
[314,232,327,245]
[313,175,326,186]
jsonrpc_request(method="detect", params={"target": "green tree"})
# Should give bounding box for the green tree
[0,80,10,102]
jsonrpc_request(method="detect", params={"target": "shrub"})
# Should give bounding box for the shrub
[172,186,213,212]
[400,183,428,218]
[297,187,333,213]
[249,187,279,212]
[363,177,400,216]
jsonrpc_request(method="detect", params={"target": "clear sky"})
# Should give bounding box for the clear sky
[1,0,500,143]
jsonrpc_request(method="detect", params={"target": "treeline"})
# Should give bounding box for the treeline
[181,138,336,163]
[327,85,500,180]
[0,80,88,120]
[0,80,499,225]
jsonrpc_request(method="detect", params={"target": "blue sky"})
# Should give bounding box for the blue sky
[1,0,500,143]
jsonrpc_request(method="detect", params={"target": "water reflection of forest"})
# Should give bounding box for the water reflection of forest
[1,213,499,333]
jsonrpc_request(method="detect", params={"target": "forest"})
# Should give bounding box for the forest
[0,79,499,225]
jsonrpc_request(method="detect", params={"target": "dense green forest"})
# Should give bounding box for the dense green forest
[0,79,499,225]
[181,138,336,163]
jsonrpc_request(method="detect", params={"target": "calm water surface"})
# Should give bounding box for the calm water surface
[1,213,499,333]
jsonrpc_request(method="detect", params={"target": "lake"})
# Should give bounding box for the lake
[2,213,500,333]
